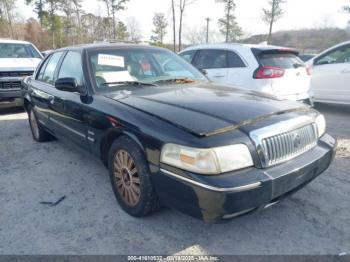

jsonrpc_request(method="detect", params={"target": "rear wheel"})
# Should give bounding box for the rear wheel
[28,106,52,142]
[108,136,161,217]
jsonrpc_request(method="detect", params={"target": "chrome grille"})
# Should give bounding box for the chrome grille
[250,116,319,168]
[261,124,318,166]
[0,81,21,89]
[0,71,33,77]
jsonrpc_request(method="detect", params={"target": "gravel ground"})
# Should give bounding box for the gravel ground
[0,104,349,255]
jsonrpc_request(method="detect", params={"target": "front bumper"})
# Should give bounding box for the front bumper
[155,134,336,222]
[0,89,22,101]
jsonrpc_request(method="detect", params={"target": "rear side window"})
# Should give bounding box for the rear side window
[194,49,227,69]
[258,53,304,69]
[179,50,196,63]
[227,51,245,68]
[38,52,64,84]
[58,51,84,86]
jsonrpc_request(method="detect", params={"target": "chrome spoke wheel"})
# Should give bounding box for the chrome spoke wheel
[29,110,40,139]
[113,150,141,207]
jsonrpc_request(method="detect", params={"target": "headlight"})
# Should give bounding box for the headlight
[160,144,254,175]
[315,114,326,138]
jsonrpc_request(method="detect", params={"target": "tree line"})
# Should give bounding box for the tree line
[1,0,348,51]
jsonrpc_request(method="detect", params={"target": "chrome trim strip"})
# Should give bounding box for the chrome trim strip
[160,168,262,193]
[50,118,86,139]
[87,137,95,143]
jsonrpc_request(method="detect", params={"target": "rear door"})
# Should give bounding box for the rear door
[311,44,350,104]
[256,51,310,97]
[226,50,250,87]
[192,49,228,83]
[29,51,64,127]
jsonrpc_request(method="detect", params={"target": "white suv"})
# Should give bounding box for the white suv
[0,39,42,107]
[179,44,312,104]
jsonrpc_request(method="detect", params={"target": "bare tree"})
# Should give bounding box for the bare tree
[0,0,16,38]
[262,0,286,44]
[171,0,176,51]
[178,0,197,51]
[126,17,142,42]
[217,0,241,42]
[151,13,168,45]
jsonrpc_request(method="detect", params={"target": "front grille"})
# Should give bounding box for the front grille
[0,81,22,89]
[261,124,318,166]
[0,71,33,77]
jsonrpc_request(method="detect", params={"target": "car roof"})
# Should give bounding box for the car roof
[180,43,297,53]
[54,43,166,53]
[0,39,33,45]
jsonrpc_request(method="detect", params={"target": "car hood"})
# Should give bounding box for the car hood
[0,58,41,71]
[104,83,310,137]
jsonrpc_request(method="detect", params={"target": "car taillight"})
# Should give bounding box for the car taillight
[306,66,312,75]
[254,66,285,79]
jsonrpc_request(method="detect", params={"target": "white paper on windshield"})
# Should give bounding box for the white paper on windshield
[99,71,136,83]
[98,54,125,67]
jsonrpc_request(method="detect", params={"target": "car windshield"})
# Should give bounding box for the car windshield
[88,47,207,91]
[0,43,42,59]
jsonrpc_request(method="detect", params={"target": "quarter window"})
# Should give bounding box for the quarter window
[36,57,51,81]
[58,51,84,86]
[227,51,245,68]
[194,49,228,69]
[40,52,64,84]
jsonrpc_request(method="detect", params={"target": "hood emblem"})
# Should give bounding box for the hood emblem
[292,133,302,148]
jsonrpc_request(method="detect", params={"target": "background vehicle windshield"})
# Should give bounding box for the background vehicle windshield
[0,43,41,59]
[88,48,207,91]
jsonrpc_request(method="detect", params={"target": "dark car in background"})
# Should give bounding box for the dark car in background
[21,44,336,222]
[0,39,42,108]
[299,54,316,62]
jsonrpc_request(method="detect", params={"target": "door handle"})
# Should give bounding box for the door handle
[213,74,225,78]
[48,95,55,104]
[341,69,350,74]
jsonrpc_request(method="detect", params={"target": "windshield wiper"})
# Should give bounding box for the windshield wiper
[99,81,158,87]
[154,78,196,84]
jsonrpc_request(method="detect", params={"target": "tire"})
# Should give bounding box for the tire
[28,105,52,142]
[108,136,161,217]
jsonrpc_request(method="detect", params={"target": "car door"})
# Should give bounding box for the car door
[29,51,64,128]
[192,49,228,84]
[311,44,350,103]
[226,50,249,87]
[48,51,91,150]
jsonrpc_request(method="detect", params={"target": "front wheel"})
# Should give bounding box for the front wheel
[108,136,161,217]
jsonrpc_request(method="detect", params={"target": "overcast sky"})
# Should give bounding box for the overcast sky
[18,0,350,42]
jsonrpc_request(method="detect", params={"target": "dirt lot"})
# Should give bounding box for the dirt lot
[0,104,349,255]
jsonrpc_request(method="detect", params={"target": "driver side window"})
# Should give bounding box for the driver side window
[58,51,84,86]
[315,45,350,65]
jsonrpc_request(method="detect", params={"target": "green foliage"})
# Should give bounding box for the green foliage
[115,21,129,40]
[151,13,168,44]
[262,0,286,43]
[217,0,242,42]
[262,0,285,24]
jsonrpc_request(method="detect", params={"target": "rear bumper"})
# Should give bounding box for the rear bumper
[155,134,336,222]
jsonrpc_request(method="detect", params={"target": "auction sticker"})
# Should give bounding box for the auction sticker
[98,54,125,67]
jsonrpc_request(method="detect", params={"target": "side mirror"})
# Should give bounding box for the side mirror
[55,78,79,93]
